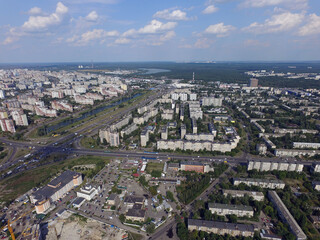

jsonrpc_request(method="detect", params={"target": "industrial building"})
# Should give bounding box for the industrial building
[30,170,82,214]
[188,219,255,238]
[268,191,307,240]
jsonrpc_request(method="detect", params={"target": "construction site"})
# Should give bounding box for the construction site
[42,211,128,240]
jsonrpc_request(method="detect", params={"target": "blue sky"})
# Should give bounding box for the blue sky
[1,0,320,63]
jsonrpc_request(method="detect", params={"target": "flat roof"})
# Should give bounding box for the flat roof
[268,191,307,240]
[223,189,264,197]
[73,197,85,205]
[234,178,285,184]
[32,170,80,202]
[126,208,145,218]
[188,219,254,233]
[209,203,253,212]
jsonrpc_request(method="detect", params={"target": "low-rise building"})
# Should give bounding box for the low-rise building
[76,185,100,201]
[180,161,214,173]
[73,197,86,208]
[222,189,264,201]
[106,193,117,205]
[123,196,144,208]
[188,219,254,238]
[209,203,254,217]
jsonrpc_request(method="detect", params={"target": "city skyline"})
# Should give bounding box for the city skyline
[1,0,320,63]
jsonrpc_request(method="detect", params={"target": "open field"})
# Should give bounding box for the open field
[146,162,164,174]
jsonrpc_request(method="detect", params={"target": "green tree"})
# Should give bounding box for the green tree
[119,214,125,223]
[146,223,155,234]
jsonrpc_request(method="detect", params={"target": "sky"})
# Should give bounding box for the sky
[0,0,320,63]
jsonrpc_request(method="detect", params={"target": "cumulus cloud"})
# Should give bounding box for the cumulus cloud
[298,14,320,36]
[67,28,119,46]
[85,11,99,22]
[153,9,188,21]
[205,22,235,37]
[243,12,304,34]
[22,2,68,32]
[3,2,69,44]
[202,5,218,14]
[241,0,308,10]
[138,20,177,34]
[28,7,43,15]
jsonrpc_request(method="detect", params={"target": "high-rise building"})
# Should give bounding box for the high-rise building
[249,78,258,87]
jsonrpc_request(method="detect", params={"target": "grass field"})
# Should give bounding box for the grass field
[80,136,102,149]
[0,155,111,205]
[146,162,164,174]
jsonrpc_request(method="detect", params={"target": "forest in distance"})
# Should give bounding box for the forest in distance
[1,61,320,89]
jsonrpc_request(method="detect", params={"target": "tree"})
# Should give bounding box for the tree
[146,223,155,234]
[166,191,175,202]
[119,214,125,223]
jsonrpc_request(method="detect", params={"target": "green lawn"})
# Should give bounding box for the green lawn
[146,162,164,174]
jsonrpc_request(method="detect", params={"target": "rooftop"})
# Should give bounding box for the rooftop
[188,219,254,233]
[208,203,253,212]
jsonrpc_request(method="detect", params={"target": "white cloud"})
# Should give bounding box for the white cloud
[202,5,218,14]
[159,31,176,41]
[241,0,308,10]
[153,9,188,21]
[138,20,177,34]
[298,14,320,36]
[122,29,137,37]
[115,37,131,44]
[205,23,235,37]
[194,38,213,48]
[243,12,304,34]
[85,11,99,22]
[28,7,43,15]
[22,2,68,32]
[68,29,119,46]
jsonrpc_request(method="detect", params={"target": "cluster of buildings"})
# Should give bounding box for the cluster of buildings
[0,68,127,132]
